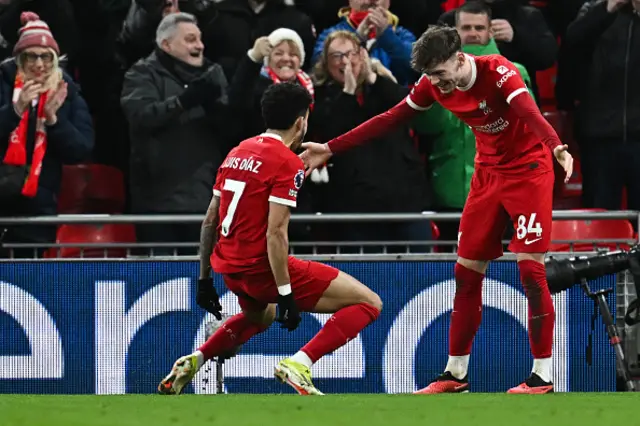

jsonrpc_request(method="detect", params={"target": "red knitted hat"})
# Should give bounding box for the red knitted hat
[13,12,60,56]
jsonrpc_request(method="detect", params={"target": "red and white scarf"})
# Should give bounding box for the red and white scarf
[3,73,48,198]
[264,66,315,109]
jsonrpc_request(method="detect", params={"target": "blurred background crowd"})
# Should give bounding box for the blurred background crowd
[0,0,637,257]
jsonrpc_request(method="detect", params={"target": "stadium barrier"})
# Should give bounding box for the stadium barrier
[0,210,638,257]
[0,211,638,394]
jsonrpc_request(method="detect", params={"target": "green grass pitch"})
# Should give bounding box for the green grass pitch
[0,394,635,426]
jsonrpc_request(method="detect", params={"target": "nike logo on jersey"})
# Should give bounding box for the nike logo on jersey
[524,238,542,245]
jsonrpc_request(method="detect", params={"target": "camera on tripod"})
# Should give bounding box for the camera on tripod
[546,245,640,391]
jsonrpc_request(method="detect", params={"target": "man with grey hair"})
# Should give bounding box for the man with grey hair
[121,12,230,255]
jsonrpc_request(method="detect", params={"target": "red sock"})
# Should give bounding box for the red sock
[449,262,484,356]
[519,260,555,358]
[198,313,267,361]
[301,303,380,362]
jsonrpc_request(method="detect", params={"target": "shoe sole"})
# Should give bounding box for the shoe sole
[158,358,193,395]
[274,365,323,396]
[507,387,554,394]
[158,372,177,395]
[414,388,470,394]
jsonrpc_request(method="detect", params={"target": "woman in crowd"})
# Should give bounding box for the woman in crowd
[0,12,93,257]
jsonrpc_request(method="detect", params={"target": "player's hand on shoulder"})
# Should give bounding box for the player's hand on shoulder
[276,292,301,331]
[300,142,332,177]
[553,144,574,183]
[196,277,223,320]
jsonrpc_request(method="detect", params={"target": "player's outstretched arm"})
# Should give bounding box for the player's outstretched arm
[299,99,418,174]
[326,99,417,154]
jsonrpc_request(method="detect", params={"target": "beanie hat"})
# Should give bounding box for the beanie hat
[13,12,60,56]
[267,28,305,65]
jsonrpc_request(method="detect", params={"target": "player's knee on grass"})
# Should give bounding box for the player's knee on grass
[242,304,276,328]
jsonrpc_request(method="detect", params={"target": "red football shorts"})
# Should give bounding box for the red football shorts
[221,256,339,312]
[458,168,554,260]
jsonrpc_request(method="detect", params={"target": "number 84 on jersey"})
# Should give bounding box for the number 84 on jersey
[516,213,543,243]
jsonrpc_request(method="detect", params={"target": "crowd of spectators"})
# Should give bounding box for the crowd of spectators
[0,0,637,255]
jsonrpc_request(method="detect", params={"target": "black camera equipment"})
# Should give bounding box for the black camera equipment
[546,245,640,392]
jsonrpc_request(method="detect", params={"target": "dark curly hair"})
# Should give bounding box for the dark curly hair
[411,25,462,73]
[260,82,312,131]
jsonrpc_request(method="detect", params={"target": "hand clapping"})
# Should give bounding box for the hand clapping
[15,80,43,116]
[367,7,390,35]
[44,81,68,125]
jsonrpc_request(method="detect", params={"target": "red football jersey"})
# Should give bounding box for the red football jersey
[211,133,305,274]
[407,54,552,174]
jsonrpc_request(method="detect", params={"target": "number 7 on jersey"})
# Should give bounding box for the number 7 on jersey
[220,178,246,237]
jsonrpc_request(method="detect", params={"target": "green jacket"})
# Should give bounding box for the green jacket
[412,39,534,209]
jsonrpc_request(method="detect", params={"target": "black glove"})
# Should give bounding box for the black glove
[276,293,301,331]
[196,277,223,320]
[178,64,225,109]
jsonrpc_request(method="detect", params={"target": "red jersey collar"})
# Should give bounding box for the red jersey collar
[457,54,477,92]
[260,132,284,142]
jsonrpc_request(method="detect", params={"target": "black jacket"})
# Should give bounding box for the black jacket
[116,0,160,71]
[196,0,316,78]
[121,50,229,213]
[563,2,640,143]
[310,77,430,214]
